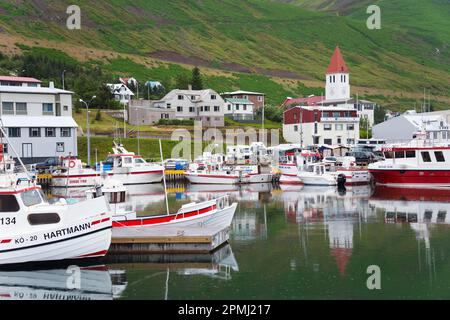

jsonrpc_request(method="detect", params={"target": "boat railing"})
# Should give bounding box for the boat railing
[174,196,230,221]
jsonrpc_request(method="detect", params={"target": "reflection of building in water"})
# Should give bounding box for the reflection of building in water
[185,183,272,204]
[231,205,268,241]
[277,185,375,276]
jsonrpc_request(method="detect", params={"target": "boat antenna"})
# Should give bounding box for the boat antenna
[159,139,170,215]
[0,122,32,180]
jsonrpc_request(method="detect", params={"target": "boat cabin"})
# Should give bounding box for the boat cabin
[381,147,450,168]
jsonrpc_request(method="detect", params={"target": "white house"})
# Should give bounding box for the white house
[224,98,255,121]
[107,83,134,105]
[156,88,226,127]
[283,106,360,146]
[0,77,77,164]
[372,110,450,143]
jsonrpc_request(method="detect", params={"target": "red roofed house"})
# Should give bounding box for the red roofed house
[0,76,42,87]
[281,95,325,109]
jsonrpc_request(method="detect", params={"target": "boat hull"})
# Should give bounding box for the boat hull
[185,173,244,185]
[369,169,450,187]
[51,170,164,187]
[246,174,273,184]
[279,174,303,185]
[297,174,337,186]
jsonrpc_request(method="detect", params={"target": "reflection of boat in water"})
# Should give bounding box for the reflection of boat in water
[186,183,272,203]
[372,185,450,203]
[107,244,239,282]
[0,265,126,300]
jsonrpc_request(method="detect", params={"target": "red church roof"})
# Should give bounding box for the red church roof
[330,247,352,277]
[326,46,349,74]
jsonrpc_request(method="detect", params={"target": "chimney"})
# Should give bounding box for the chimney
[188,84,192,91]
[49,81,54,88]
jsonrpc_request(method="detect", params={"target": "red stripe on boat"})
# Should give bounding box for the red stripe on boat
[113,205,216,228]
[0,186,41,195]
[0,239,11,244]
[77,250,109,258]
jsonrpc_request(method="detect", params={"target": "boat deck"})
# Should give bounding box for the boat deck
[111,226,230,254]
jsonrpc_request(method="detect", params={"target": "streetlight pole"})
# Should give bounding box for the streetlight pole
[80,95,96,167]
[62,70,66,90]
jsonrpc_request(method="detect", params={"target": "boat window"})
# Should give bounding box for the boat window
[424,210,433,222]
[421,152,432,163]
[28,213,60,225]
[434,151,445,162]
[394,151,405,159]
[108,191,126,204]
[407,213,418,223]
[21,189,43,207]
[405,151,416,158]
[437,211,447,222]
[0,195,20,212]
[135,158,145,164]
[384,151,394,159]
[124,157,133,164]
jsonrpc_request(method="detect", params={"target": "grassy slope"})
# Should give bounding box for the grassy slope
[0,0,448,109]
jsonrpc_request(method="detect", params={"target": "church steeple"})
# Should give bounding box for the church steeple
[325,46,350,101]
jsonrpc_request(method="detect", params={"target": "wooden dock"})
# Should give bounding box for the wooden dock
[111,226,230,254]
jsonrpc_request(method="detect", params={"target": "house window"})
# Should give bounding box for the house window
[45,128,56,137]
[211,95,217,100]
[200,106,204,112]
[178,95,184,100]
[258,96,263,102]
[8,128,21,138]
[243,95,248,99]
[421,151,432,163]
[204,106,210,112]
[29,128,41,137]
[2,143,8,154]
[435,151,445,162]
[16,103,27,115]
[167,103,171,109]
[243,105,247,111]
[337,137,342,144]
[333,112,340,118]
[294,125,298,132]
[63,106,69,111]
[189,107,195,112]
[324,139,332,145]
[56,142,64,152]
[405,151,416,158]
[214,106,220,112]
[335,124,343,131]
[347,124,354,130]
[293,113,297,120]
[347,139,354,145]
[42,103,54,115]
[228,105,231,111]
[60,128,71,137]
[323,124,332,131]
[236,105,240,111]
[191,96,196,100]
[177,106,183,112]
[2,102,14,115]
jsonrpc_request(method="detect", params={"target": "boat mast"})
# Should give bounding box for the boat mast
[0,123,32,179]
[159,139,170,215]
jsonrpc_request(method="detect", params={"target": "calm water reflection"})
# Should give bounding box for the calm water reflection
[3,184,450,300]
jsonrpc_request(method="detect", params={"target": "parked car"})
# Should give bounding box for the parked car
[345,151,375,166]
[34,157,61,172]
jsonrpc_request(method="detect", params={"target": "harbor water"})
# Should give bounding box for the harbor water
[3,183,450,300]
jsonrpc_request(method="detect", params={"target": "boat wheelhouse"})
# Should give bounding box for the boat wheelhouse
[368,145,450,187]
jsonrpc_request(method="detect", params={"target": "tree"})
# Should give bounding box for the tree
[374,104,386,124]
[263,105,283,123]
[175,74,190,90]
[95,109,102,121]
[191,67,203,90]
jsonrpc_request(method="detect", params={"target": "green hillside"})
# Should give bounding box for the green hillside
[0,0,448,110]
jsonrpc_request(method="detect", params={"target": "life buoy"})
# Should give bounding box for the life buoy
[69,160,76,168]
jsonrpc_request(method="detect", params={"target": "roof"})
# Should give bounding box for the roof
[225,98,253,104]
[284,105,357,114]
[0,86,73,94]
[0,76,42,83]
[107,83,135,95]
[1,116,78,128]
[327,46,349,74]
[222,90,265,96]
[282,96,325,107]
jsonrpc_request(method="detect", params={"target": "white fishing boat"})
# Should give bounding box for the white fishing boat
[297,163,342,186]
[90,180,238,232]
[51,142,164,187]
[0,135,112,266]
[184,163,250,185]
